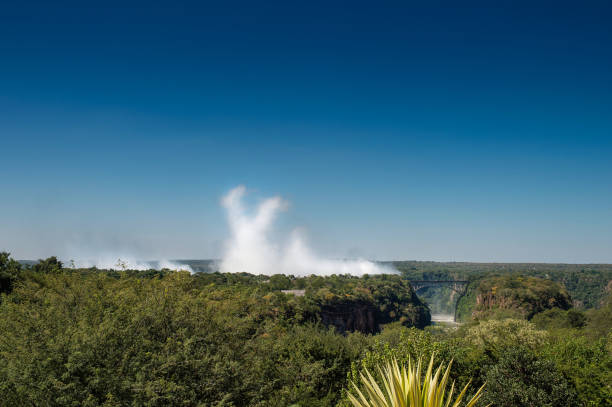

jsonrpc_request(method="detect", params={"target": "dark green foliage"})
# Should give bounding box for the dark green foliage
[482,346,579,407]
[32,256,63,274]
[267,274,293,290]
[543,334,612,406]
[532,308,587,330]
[248,325,369,406]
[0,272,360,406]
[567,309,588,328]
[0,252,21,295]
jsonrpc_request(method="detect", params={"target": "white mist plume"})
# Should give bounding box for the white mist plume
[62,236,194,272]
[220,185,393,276]
[70,255,193,273]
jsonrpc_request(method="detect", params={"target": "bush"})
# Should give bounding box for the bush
[0,252,21,295]
[542,334,612,407]
[482,346,579,407]
[463,319,548,352]
[531,308,587,330]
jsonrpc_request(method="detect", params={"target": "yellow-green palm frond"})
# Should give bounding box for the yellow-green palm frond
[347,354,487,407]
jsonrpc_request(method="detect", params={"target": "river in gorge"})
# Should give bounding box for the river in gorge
[430,313,460,326]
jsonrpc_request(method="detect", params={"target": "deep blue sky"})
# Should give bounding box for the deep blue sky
[1,1,611,262]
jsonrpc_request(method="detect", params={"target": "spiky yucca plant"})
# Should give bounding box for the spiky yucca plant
[348,355,487,407]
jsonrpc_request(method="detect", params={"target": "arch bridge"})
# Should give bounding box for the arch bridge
[409,280,469,293]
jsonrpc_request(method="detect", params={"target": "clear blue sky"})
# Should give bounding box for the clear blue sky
[1,1,611,262]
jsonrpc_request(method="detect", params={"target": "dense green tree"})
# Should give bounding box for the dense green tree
[0,252,21,295]
[482,346,579,407]
[567,309,587,328]
[463,318,548,352]
[543,334,612,407]
[32,256,63,274]
[532,308,587,330]
[268,274,293,290]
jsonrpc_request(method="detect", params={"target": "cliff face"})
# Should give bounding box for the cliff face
[317,297,431,334]
[289,274,431,334]
[319,302,379,334]
[469,275,572,320]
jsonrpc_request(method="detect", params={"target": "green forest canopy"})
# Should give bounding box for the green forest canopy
[0,253,610,406]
